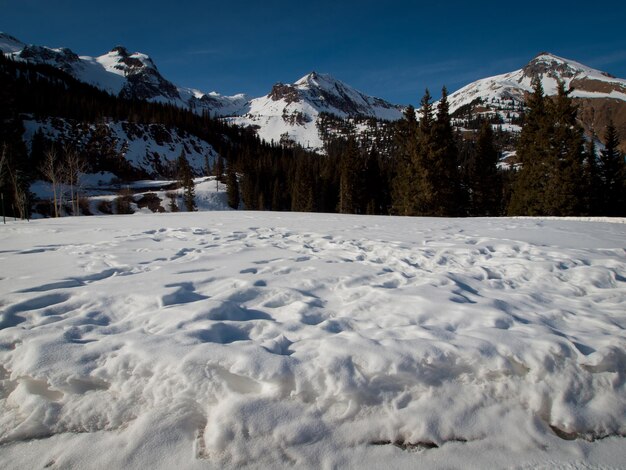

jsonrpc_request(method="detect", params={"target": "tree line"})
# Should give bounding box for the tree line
[1,50,624,219]
[233,83,624,217]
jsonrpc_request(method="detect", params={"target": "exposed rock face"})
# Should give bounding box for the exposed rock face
[15,45,81,75]
[269,83,300,104]
[577,98,626,148]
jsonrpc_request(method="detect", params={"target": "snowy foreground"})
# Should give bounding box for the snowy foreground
[1,213,625,469]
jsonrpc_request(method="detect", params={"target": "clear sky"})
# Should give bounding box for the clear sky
[3,0,626,105]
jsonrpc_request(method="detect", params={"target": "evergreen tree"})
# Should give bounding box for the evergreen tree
[508,78,553,215]
[177,151,196,211]
[363,146,383,214]
[291,158,315,212]
[509,80,585,215]
[166,191,178,212]
[543,82,585,215]
[226,162,240,209]
[598,121,626,215]
[215,155,225,180]
[339,137,363,213]
[413,90,436,215]
[430,86,462,216]
[391,105,420,215]
[509,78,548,214]
[582,134,601,215]
[468,121,502,215]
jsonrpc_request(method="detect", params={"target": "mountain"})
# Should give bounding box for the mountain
[3,32,626,152]
[447,52,626,150]
[0,32,248,117]
[1,33,402,150]
[229,72,403,150]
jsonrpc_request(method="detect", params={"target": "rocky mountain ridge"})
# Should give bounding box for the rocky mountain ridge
[230,71,403,150]
[0,32,248,117]
[2,33,626,151]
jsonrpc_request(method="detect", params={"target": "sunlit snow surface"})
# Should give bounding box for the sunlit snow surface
[1,213,625,469]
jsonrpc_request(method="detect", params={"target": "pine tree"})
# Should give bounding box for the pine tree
[226,162,240,209]
[166,191,178,212]
[414,89,438,215]
[582,134,601,215]
[469,121,502,215]
[177,151,196,211]
[509,80,585,215]
[598,121,626,215]
[508,77,552,215]
[543,82,585,215]
[391,105,420,215]
[430,86,462,216]
[291,159,314,212]
[364,146,383,214]
[338,137,365,214]
[215,155,225,180]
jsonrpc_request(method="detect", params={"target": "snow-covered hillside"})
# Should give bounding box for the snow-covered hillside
[1,33,402,150]
[448,53,626,113]
[1,213,625,469]
[230,72,403,150]
[23,118,218,177]
[4,32,626,151]
[0,33,248,117]
[438,53,626,152]
[445,52,626,138]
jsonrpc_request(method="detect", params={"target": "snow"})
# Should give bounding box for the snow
[22,118,219,177]
[1,33,249,117]
[0,32,25,53]
[231,72,403,151]
[445,53,626,117]
[1,213,625,469]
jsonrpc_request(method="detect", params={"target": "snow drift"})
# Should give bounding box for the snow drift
[0,213,625,469]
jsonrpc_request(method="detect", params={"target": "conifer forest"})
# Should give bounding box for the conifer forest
[1,52,624,220]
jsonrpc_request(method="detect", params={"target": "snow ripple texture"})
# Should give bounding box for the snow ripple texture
[0,213,625,469]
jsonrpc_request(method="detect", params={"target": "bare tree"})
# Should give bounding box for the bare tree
[64,147,87,216]
[7,164,28,220]
[1,144,29,221]
[42,148,62,217]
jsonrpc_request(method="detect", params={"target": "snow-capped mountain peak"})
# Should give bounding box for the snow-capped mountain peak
[98,46,159,77]
[294,71,338,89]
[231,72,404,150]
[443,52,626,150]
[521,52,618,85]
[0,33,248,116]
[0,32,26,53]
[447,52,626,115]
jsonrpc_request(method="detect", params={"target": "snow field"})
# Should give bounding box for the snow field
[0,214,625,469]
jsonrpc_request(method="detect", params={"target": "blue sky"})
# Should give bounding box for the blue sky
[3,0,626,105]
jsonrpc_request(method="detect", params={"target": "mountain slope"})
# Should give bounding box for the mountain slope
[448,53,626,111]
[447,53,626,149]
[4,33,625,151]
[1,33,403,147]
[0,32,248,117]
[230,72,404,150]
